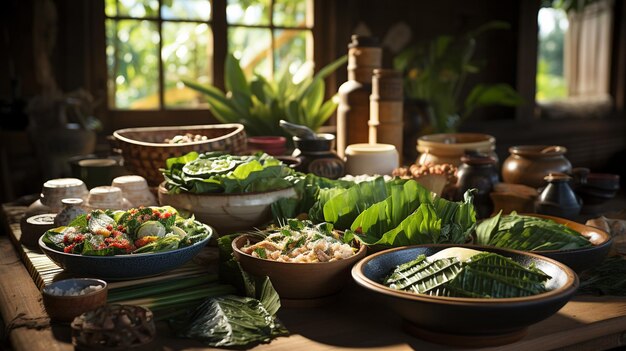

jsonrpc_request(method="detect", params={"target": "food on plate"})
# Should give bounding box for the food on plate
[476,212,592,251]
[41,206,212,255]
[164,133,209,144]
[162,151,294,194]
[240,219,357,263]
[383,247,551,298]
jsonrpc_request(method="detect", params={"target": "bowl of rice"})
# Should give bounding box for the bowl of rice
[231,220,367,306]
[42,278,108,322]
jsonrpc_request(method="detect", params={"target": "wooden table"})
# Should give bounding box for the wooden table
[2,204,626,351]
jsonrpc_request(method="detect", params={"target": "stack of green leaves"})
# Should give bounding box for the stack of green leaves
[306,177,475,247]
[384,252,551,298]
[476,212,592,251]
[162,151,295,194]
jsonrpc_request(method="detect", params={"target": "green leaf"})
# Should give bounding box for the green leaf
[173,295,288,347]
[302,78,324,125]
[476,211,502,245]
[225,54,251,96]
[384,252,550,298]
[311,97,338,130]
[463,83,524,117]
[182,80,240,123]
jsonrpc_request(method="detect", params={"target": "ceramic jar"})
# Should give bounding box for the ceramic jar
[456,154,499,219]
[292,134,345,179]
[416,133,496,167]
[54,198,87,227]
[112,175,157,207]
[20,213,57,249]
[344,143,399,176]
[25,178,89,218]
[86,186,133,211]
[502,146,572,189]
[536,173,582,219]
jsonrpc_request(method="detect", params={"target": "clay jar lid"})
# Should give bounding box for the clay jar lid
[41,178,88,208]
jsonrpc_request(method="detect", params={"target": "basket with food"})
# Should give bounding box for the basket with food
[113,124,247,186]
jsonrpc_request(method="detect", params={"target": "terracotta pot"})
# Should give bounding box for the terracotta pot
[247,136,287,156]
[502,146,572,189]
[416,133,496,166]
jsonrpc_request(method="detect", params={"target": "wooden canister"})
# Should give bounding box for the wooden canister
[369,69,403,161]
[336,35,382,158]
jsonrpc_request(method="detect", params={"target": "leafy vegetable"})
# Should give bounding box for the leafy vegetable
[475,212,592,251]
[384,251,551,298]
[579,257,626,296]
[42,207,212,256]
[353,183,476,247]
[162,152,295,194]
[173,295,288,347]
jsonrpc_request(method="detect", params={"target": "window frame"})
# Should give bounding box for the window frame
[91,0,326,131]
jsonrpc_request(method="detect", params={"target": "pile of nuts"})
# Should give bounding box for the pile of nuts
[164,133,208,144]
[392,163,458,185]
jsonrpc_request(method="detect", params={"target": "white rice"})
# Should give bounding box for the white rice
[45,284,103,296]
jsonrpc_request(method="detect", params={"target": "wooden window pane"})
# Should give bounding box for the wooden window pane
[273,29,311,73]
[106,19,160,109]
[163,22,213,108]
[228,27,271,77]
[162,0,212,21]
[273,0,309,28]
[116,0,159,18]
[226,0,270,26]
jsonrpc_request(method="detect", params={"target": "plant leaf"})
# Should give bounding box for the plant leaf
[463,83,524,117]
[182,80,240,123]
[225,54,252,96]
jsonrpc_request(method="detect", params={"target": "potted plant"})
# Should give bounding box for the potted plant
[394,21,524,135]
[183,54,347,142]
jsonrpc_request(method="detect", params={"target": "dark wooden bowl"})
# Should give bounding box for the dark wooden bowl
[351,244,578,347]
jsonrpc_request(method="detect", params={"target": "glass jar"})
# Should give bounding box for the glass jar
[292,134,345,179]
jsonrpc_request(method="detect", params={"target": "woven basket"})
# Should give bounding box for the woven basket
[113,124,247,186]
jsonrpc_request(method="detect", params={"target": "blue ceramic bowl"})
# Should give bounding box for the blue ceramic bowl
[38,230,213,280]
[352,245,578,347]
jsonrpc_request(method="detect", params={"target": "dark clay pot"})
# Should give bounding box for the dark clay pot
[502,146,572,189]
[456,154,499,219]
[536,173,582,219]
[292,134,345,179]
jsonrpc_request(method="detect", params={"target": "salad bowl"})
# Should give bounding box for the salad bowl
[352,244,578,347]
[39,234,212,280]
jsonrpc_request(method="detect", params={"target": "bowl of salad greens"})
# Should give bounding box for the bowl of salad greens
[475,212,612,272]
[352,245,578,347]
[38,206,214,280]
[159,152,298,235]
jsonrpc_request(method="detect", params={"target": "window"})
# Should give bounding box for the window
[536,0,614,113]
[104,0,313,112]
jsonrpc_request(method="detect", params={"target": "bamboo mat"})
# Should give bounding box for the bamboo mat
[1,204,217,292]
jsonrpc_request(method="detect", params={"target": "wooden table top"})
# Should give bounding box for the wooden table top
[2,204,626,351]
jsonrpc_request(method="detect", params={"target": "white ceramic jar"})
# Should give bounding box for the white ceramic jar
[25,178,89,218]
[86,186,132,211]
[112,175,157,207]
[344,143,399,176]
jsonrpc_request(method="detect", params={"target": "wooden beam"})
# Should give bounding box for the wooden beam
[515,0,540,122]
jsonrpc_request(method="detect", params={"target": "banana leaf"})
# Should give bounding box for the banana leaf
[172,295,288,347]
[314,177,389,230]
[475,212,591,251]
[354,189,475,247]
[384,252,550,298]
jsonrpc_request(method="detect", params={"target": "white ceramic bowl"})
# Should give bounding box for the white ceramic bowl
[157,184,298,235]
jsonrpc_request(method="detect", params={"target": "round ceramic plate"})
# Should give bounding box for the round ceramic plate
[38,230,213,280]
